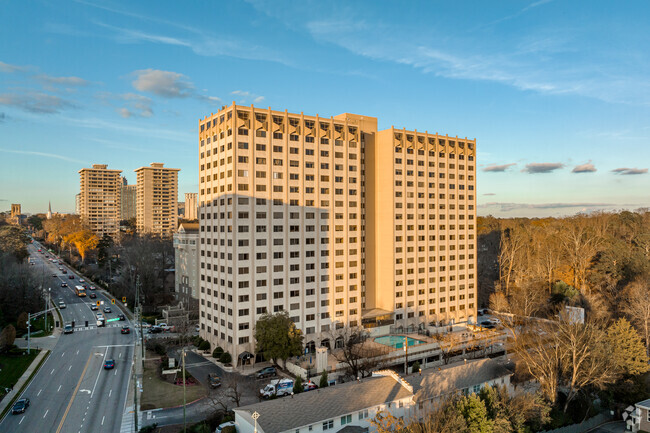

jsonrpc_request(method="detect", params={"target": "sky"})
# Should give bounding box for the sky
[1,0,649,217]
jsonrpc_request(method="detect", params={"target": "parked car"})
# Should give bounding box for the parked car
[103,359,115,369]
[303,381,318,391]
[216,421,236,433]
[157,323,174,332]
[255,366,277,379]
[260,378,294,398]
[148,326,162,334]
[121,326,130,334]
[208,373,222,388]
[11,398,30,414]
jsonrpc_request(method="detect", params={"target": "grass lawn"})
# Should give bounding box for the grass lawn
[0,350,40,389]
[141,359,207,410]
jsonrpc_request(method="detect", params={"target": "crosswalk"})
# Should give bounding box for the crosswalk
[71,323,126,332]
[119,405,142,433]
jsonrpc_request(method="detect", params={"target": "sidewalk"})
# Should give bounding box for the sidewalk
[120,327,144,433]
[0,349,49,416]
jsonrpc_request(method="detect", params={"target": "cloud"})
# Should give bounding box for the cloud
[572,162,596,173]
[612,167,648,175]
[132,69,194,98]
[0,147,88,164]
[231,90,265,105]
[35,74,90,87]
[0,61,29,73]
[0,92,75,114]
[0,112,5,123]
[60,116,193,143]
[521,162,564,174]
[483,193,496,196]
[483,163,516,172]
[480,202,613,212]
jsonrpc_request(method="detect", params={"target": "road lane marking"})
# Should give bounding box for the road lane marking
[50,368,55,375]
[55,353,93,433]
[109,389,112,397]
[43,409,49,418]
[58,385,62,392]
[101,416,105,425]
[68,365,72,371]
[61,352,65,357]
[76,350,79,355]
[114,369,117,376]
[19,416,24,424]
[90,346,108,398]
[37,389,42,396]
[119,352,122,358]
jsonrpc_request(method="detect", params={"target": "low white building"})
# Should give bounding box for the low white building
[234,358,513,433]
[173,222,199,311]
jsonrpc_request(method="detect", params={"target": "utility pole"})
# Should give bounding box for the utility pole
[133,365,138,432]
[403,336,408,375]
[44,288,51,333]
[182,348,187,432]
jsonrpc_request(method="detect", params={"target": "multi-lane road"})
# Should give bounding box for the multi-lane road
[0,242,135,433]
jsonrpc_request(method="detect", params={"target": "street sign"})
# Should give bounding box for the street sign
[106,318,120,322]
[122,297,126,303]
[111,299,115,305]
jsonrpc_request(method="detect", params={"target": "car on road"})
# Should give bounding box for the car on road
[90,304,98,311]
[68,275,74,279]
[11,398,30,414]
[58,301,66,309]
[64,323,74,334]
[96,313,104,320]
[52,274,57,277]
[255,366,277,379]
[103,307,111,313]
[118,314,125,321]
[121,326,130,334]
[62,269,67,274]
[208,373,222,388]
[103,359,115,369]
[89,285,96,290]
[61,282,68,287]
[79,279,85,283]
[89,293,96,299]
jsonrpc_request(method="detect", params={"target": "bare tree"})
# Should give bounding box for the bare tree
[558,216,603,293]
[207,375,257,412]
[432,331,462,365]
[624,276,650,357]
[498,224,527,296]
[329,327,389,379]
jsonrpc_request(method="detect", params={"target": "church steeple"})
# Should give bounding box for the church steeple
[47,201,52,220]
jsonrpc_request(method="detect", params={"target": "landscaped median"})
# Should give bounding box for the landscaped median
[0,349,50,420]
[140,351,207,410]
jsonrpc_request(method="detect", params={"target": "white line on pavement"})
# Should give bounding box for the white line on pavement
[101,416,105,425]
[68,365,72,371]
[19,416,24,425]
[43,409,49,418]
[50,368,55,375]
[37,389,42,396]
[109,389,112,397]
[61,352,65,357]
[114,369,117,376]
[57,385,62,392]
[90,346,108,398]
[76,350,79,355]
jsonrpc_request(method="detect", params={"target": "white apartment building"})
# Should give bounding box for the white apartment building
[198,104,477,360]
[174,222,200,309]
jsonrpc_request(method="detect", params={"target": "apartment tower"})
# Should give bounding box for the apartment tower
[121,177,137,221]
[185,192,198,220]
[78,164,122,237]
[135,163,180,237]
[198,104,477,360]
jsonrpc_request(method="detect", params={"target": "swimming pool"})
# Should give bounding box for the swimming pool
[374,335,426,349]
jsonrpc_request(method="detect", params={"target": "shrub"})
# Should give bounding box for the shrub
[212,347,224,359]
[219,352,232,364]
[198,340,211,351]
[293,375,303,394]
[221,426,236,433]
[319,370,329,388]
[138,423,158,433]
[412,361,420,373]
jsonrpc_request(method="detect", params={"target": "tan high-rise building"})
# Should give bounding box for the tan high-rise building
[120,179,137,221]
[184,192,198,220]
[135,163,180,237]
[11,204,21,218]
[197,103,477,360]
[78,164,122,237]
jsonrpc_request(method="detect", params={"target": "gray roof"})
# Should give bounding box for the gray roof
[407,358,513,402]
[337,426,368,433]
[637,399,650,409]
[235,376,412,433]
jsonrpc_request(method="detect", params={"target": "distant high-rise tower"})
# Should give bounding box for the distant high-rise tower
[75,193,81,215]
[47,201,52,220]
[11,204,21,218]
[120,177,137,221]
[135,163,180,237]
[79,164,122,237]
[184,193,198,220]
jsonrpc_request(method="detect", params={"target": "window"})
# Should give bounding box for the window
[341,415,352,425]
[323,420,334,430]
[358,409,369,420]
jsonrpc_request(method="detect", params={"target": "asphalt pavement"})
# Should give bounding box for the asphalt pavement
[0,242,136,433]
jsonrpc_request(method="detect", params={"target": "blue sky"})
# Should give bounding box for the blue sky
[1,0,648,217]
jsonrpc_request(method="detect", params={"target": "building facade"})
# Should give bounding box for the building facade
[197,104,477,360]
[184,192,198,220]
[78,164,122,237]
[174,222,200,310]
[135,163,180,237]
[120,180,137,221]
